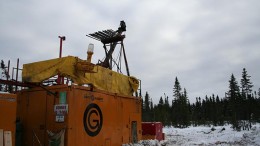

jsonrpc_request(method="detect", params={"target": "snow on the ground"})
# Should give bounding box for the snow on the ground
[0,91,9,93]
[163,124,260,146]
[123,123,260,146]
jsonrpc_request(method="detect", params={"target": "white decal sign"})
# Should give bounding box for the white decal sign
[55,115,65,122]
[54,104,68,115]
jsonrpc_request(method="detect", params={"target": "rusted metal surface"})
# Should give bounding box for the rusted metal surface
[57,36,66,84]
[75,61,95,72]
[0,79,35,88]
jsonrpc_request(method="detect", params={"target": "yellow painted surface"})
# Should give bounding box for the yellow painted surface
[22,56,139,96]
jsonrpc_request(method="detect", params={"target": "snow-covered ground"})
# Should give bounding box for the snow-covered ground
[123,123,260,146]
[0,91,9,93]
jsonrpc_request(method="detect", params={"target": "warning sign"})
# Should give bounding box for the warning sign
[54,104,68,115]
[55,115,65,122]
[54,104,68,123]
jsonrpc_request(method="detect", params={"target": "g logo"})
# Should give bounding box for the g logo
[83,103,103,137]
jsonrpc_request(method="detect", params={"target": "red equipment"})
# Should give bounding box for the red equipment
[142,122,165,141]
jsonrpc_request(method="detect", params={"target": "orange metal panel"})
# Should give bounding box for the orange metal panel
[17,85,68,146]
[17,89,47,145]
[17,85,141,146]
[142,135,156,140]
[0,93,17,146]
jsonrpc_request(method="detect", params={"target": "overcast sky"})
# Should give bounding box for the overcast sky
[1,0,260,103]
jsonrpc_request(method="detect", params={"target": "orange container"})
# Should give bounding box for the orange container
[0,93,17,146]
[17,85,142,146]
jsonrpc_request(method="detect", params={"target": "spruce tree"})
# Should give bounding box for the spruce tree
[143,91,151,121]
[194,97,202,126]
[172,77,182,126]
[227,74,240,130]
[256,88,260,122]
[144,91,150,111]
[154,97,164,123]
[240,68,254,127]
[171,98,177,126]
[172,77,190,127]
[216,95,224,125]
[163,95,171,126]
[204,95,210,124]
[180,88,190,127]
[241,68,253,98]
[173,77,182,100]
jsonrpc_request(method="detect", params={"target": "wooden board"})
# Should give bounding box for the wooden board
[4,131,12,146]
[0,129,3,146]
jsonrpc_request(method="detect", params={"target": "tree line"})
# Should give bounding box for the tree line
[142,68,260,130]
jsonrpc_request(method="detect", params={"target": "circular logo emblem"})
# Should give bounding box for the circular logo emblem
[83,103,103,137]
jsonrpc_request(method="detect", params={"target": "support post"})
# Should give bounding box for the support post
[15,58,19,92]
[57,36,66,84]
[121,42,130,76]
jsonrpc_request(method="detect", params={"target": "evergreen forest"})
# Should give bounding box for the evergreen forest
[142,68,260,130]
